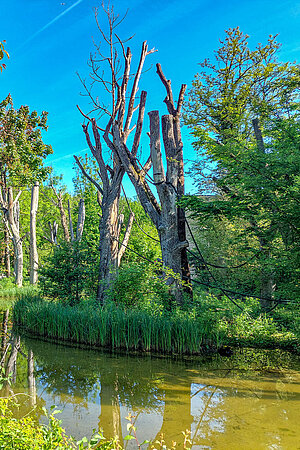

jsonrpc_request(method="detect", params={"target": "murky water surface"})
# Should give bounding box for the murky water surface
[1,313,299,449]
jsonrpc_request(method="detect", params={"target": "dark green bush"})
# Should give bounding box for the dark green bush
[40,240,98,305]
[106,262,173,310]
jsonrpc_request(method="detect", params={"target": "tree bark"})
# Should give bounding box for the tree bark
[76,199,85,242]
[4,227,10,278]
[30,182,39,284]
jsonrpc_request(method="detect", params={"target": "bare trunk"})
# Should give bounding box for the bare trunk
[30,182,39,284]
[76,199,85,242]
[13,236,23,287]
[97,194,121,303]
[68,199,75,242]
[4,228,10,277]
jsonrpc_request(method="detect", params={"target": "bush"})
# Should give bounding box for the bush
[106,262,173,310]
[40,240,98,305]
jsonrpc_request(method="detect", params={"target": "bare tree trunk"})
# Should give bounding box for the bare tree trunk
[97,194,122,302]
[4,228,10,277]
[68,199,75,242]
[45,221,58,245]
[30,182,39,284]
[156,64,192,296]
[76,199,85,242]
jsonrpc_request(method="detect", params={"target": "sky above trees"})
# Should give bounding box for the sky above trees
[1,0,300,195]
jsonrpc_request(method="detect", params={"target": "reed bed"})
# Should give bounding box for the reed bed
[13,294,222,354]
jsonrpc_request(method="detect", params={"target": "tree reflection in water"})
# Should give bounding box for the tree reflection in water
[1,318,299,449]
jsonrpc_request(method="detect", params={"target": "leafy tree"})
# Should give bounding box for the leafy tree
[0,94,52,285]
[183,28,300,305]
[40,240,98,304]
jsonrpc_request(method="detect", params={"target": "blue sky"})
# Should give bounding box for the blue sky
[1,0,300,196]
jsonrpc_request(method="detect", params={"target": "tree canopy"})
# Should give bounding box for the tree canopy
[182,28,300,303]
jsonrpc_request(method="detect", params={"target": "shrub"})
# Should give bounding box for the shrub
[106,262,173,310]
[40,240,98,305]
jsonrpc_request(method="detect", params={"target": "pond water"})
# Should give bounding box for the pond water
[1,311,300,449]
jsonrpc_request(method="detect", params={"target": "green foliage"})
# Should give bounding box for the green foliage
[40,240,98,305]
[183,27,300,301]
[0,397,124,449]
[0,94,53,186]
[118,198,161,265]
[0,397,76,449]
[106,262,172,310]
[191,289,299,351]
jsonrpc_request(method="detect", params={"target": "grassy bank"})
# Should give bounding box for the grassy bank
[13,293,221,354]
[13,291,299,354]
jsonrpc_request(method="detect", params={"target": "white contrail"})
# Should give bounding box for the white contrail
[16,0,83,50]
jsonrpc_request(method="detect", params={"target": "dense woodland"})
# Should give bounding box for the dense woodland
[0,12,299,354]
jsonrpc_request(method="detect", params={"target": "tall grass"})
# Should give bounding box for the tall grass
[13,294,222,354]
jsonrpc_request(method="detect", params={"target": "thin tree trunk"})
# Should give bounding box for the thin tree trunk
[68,199,75,242]
[76,199,85,242]
[4,228,10,277]
[30,182,39,284]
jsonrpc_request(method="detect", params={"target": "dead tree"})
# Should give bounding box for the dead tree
[44,221,58,245]
[111,65,192,304]
[74,6,154,304]
[0,186,23,286]
[46,183,86,244]
[29,182,39,284]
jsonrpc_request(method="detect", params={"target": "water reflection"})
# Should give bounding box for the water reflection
[0,312,299,449]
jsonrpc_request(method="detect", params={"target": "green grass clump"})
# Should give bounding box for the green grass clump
[13,294,221,354]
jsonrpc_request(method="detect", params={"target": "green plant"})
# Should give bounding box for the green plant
[106,262,173,310]
[40,240,98,305]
